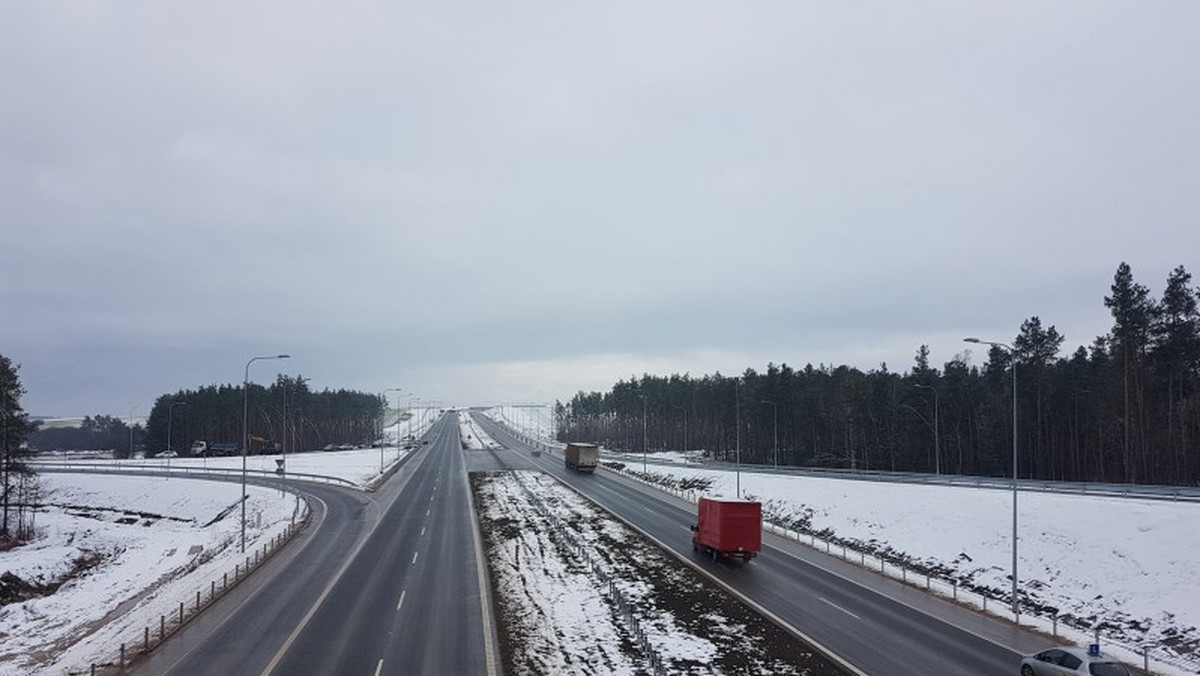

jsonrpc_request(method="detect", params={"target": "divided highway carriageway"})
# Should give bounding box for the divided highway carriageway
[137,410,1054,675]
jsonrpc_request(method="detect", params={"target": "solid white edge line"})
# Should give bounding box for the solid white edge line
[155,490,327,676]
[760,536,1030,656]
[258,440,431,676]
[463,442,501,676]
[548,468,869,676]
[605,459,1029,663]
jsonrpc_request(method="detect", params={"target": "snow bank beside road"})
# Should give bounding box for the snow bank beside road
[0,474,297,675]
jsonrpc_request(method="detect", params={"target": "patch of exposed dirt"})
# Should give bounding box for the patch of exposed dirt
[0,550,106,606]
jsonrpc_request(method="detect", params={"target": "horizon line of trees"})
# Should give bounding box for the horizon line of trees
[556,262,1200,487]
[25,377,393,458]
[138,375,386,458]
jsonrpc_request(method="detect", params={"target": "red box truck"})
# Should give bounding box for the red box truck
[691,498,762,561]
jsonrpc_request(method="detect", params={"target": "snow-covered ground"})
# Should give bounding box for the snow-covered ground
[8,404,1196,675]
[1,474,298,675]
[1,419,423,676]
[481,409,1198,674]
[472,470,842,675]
[598,456,1199,675]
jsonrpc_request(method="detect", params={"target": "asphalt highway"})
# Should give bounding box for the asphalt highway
[133,407,1052,676]
[138,413,496,676]
[473,413,1052,676]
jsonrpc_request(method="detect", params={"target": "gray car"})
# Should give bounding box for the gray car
[1020,646,1131,676]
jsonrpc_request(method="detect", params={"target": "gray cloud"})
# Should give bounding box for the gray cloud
[3,1,1197,415]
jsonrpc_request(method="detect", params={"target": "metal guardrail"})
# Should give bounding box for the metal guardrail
[30,461,361,489]
[19,460,317,675]
[73,507,311,675]
[590,454,1200,503]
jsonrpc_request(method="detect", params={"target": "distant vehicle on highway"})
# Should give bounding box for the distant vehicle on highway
[1020,646,1131,676]
[691,497,761,561]
[155,450,178,459]
[190,440,240,456]
[564,443,598,473]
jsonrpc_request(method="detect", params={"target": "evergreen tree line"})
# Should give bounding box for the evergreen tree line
[556,263,1200,487]
[138,375,385,457]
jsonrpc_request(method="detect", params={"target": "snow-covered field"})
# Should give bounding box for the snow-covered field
[599,456,1199,675]
[472,470,843,675]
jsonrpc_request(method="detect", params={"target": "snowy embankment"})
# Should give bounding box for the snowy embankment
[2,441,411,676]
[606,459,1199,675]
[0,475,297,675]
[471,470,843,676]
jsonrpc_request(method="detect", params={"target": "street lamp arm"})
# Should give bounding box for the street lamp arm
[964,337,1012,351]
[964,335,1019,615]
[241,353,290,553]
[900,403,933,429]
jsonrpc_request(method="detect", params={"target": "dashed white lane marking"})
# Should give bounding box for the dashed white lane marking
[397,589,406,611]
[820,597,861,620]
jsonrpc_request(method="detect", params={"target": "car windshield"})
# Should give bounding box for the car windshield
[1091,662,1131,676]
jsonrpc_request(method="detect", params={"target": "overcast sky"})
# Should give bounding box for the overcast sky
[3,2,1198,417]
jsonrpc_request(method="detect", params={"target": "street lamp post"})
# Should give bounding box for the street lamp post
[914,384,940,475]
[760,400,778,468]
[735,378,742,498]
[641,394,648,473]
[407,394,416,442]
[383,388,404,472]
[243,354,290,553]
[128,406,137,461]
[674,406,687,454]
[965,337,1019,616]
